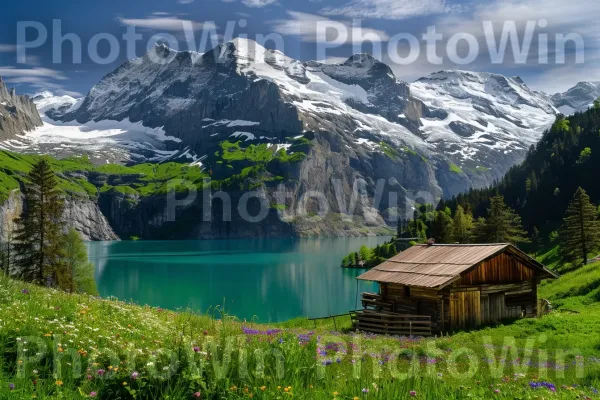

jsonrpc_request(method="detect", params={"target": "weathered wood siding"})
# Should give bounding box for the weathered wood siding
[450,291,481,329]
[456,253,535,286]
[383,284,443,329]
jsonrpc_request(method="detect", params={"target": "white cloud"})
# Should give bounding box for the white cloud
[241,0,277,7]
[177,0,195,4]
[321,0,448,20]
[0,67,66,80]
[118,16,204,31]
[272,11,389,43]
[428,0,600,92]
[0,44,17,53]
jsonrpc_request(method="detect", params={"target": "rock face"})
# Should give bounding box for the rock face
[410,70,558,184]
[551,82,600,114]
[0,77,42,139]
[0,190,118,242]
[63,196,119,241]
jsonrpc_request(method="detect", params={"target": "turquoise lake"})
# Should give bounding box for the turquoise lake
[87,237,391,323]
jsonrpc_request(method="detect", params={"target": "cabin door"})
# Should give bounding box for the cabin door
[450,291,481,330]
[481,292,505,324]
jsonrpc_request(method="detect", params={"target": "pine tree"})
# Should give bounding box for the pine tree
[559,187,600,265]
[594,97,600,110]
[385,243,397,258]
[63,228,98,295]
[432,208,454,243]
[452,205,474,244]
[482,195,529,244]
[14,159,66,286]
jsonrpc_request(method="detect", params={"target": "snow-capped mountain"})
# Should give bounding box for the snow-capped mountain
[59,39,556,185]
[551,81,600,114]
[0,91,181,164]
[0,39,562,236]
[411,71,557,173]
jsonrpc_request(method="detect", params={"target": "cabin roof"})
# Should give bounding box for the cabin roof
[357,244,559,289]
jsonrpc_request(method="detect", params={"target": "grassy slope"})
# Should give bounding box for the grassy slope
[1,262,600,399]
[0,139,308,203]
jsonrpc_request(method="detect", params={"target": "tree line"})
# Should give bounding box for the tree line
[1,159,97,294]
[401,187,599,268]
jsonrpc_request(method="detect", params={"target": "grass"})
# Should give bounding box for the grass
[0,139,309,204]
[1,260,600,399]
[449,163,463,174]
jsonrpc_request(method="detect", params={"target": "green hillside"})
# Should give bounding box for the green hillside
[1,261,600,399]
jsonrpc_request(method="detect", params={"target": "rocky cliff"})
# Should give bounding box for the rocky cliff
[0,189,118,242]
[0,77,42,140]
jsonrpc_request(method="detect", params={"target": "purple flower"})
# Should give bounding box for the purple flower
[193,346,201,353]
[131,371,139,380]
[9,383,15,390]
[96,369,105,376]
[21,289,29,295]
[362,388,369,393]
[90,392,97,397]
[410,390,417,397]
[529,381,556,391]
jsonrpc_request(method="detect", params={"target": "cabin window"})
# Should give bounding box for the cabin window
[404,286,411,298]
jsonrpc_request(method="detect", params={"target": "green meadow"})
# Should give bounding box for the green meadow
[1,258,600,399]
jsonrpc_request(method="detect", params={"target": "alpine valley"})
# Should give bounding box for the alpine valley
[0,38,595,241]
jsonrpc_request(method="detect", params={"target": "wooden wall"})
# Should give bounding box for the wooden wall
[382,284,444,330]
[456,253,535,286]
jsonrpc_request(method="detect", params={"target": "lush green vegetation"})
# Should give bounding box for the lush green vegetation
[341,241,397,268]
[1,257,600,399]
[0,137,309,203]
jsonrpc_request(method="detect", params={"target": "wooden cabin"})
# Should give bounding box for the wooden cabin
[354,244,559,335]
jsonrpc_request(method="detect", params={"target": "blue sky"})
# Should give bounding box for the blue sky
[0,0,598,97]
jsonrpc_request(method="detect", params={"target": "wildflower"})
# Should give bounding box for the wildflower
[333,391,339,396]
[362,388,369,393]
[260,386,267,391]
[123,382,128,386]
[56,380,63,386]
[21,289,30,295]
[410,390,417,397]
[131,371,139,380]
[9,383,15,390]
[90,392,97,397]
[494,389,500,394]
[193,392,201,398]
[193,346,201,353]
[96,369,105,376]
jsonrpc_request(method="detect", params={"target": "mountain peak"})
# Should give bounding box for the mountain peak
[343,53,380,67]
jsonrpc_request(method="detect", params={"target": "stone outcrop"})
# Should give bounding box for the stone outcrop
[0,77,42,139]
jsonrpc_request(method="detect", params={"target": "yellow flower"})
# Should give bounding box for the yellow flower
[56,380,63,386]
[123,382,128,386]
[333,392,339,396]
[260,386,267,391]
[354,397,360,400]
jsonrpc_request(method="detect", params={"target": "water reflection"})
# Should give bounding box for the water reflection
[87,237,388,323]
